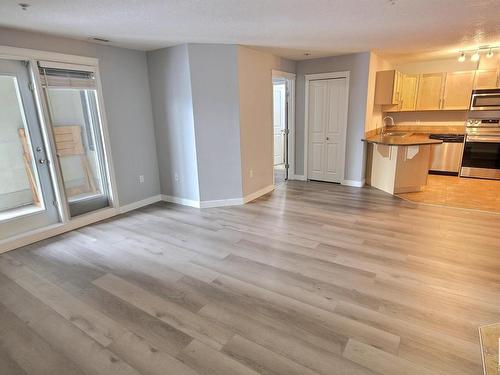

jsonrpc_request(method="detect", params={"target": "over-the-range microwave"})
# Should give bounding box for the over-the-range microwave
[470,88,500,111]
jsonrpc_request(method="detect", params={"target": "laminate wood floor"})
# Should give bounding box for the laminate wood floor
[1,181,499,375]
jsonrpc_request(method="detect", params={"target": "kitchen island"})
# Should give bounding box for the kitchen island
[363,133,442,195]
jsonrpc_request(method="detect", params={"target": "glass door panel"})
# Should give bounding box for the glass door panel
[40,66,111,217]
[0,59,59,240]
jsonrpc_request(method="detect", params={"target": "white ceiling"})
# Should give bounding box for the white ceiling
[0,0,499,61]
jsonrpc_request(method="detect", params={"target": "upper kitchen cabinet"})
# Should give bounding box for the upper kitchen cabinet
[474,69,500,89]
[442,71,475,110]
[399,74,419,111]
[374,70,418,111]
[415,73,445,111]
[374,70,401,106]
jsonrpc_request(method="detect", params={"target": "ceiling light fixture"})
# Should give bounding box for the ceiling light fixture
[471,50,480,62]
[458,46,498,62]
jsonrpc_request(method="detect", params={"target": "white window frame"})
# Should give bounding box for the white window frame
[0,45,120,253]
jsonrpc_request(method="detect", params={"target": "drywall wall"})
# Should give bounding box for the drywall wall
[148,43,294,203]
[295,52,371,183]
[395,57,479,74]
[187,44,243,201]
[365,53,394,134]
[147,45,200,201]
[237,46,275,196]
[0,27,161,206]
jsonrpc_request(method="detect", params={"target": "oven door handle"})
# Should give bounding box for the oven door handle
[466,135,500,143]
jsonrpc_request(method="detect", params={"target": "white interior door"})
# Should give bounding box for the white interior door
[307,78,348,183]
[273,83,286,165]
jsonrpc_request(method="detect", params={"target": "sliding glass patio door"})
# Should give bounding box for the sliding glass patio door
[39,62,112,217]
[0,58,59,239]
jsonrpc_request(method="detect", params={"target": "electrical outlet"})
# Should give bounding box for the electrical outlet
[174,173,179,182]
[139,175,145,184]
[249,169,254,178]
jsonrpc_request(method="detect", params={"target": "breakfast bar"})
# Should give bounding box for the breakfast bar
[363,133,442,195]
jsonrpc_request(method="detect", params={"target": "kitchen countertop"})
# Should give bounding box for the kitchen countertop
[363,134,443,146]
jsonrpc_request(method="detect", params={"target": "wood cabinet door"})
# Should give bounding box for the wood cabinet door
[392,71,402,105]
[474,70,499,89]
[442,71,475,110]
[416,73,444,111]
[399,74,419,111]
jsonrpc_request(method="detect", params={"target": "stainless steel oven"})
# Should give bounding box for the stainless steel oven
[461,118,500,179]
[470,89,500,111]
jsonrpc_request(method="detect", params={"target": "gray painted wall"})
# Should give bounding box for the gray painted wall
[147,44,295,203]
[0,27,161,206]
[295,52,371,182]
[187,44,243,201]
[147,45,200,201]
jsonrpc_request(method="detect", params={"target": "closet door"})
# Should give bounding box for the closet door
[307,77,348,183]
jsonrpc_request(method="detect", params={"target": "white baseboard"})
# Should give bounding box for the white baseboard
[342,179,365,187]
[199,197,244,208]
[243,184,275,203]
[161,194,201,208]
[289,174,307,181]
[119,194,162,213]
[160,184,274,209]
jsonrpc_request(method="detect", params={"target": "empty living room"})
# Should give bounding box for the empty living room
[0,1,499,374]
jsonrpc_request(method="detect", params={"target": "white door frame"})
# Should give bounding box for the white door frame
[272,70,296,183]
[304,71,350,184]
[0,45,120,253]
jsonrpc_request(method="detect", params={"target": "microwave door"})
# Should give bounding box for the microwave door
[471,93,500,111]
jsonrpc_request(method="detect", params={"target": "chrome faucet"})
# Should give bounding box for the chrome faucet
[381,116,395,135]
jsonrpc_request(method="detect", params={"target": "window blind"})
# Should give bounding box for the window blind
[38,63,96,89]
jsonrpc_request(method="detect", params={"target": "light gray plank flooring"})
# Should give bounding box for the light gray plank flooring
[1,181,499,375]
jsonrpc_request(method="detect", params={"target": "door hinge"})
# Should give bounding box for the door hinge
[285,164,290,169]
[28,82,34,92]
[53,200,59,207]
[283,129,290,135]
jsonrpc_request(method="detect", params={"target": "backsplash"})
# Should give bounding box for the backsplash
[386,111,468,128]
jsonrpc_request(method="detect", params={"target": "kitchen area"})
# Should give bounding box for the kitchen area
[364,49,500,213]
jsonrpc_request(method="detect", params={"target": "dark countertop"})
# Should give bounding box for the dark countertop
[362,134,443,146]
